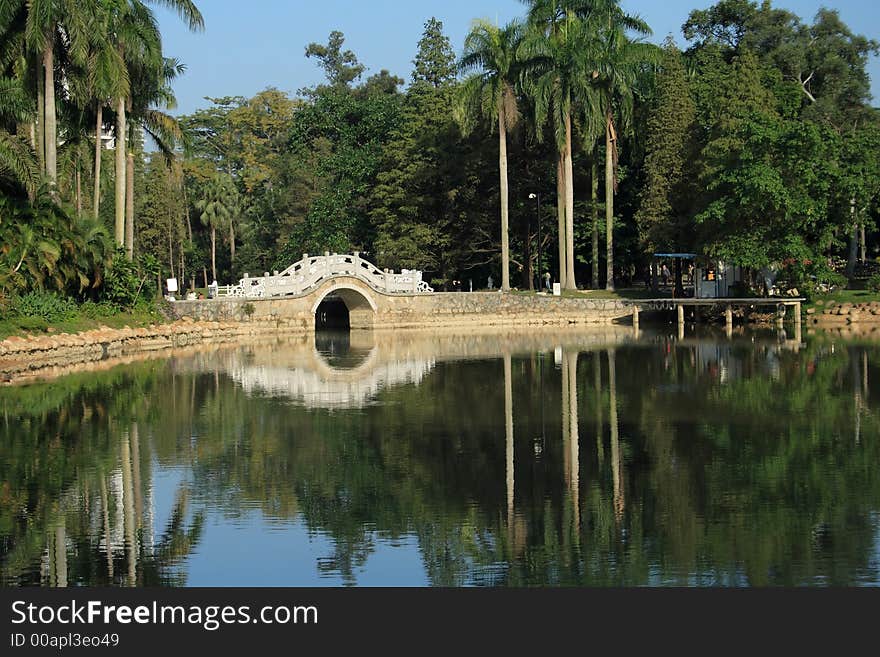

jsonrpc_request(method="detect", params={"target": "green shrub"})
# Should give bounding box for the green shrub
[79,300,118,319]
[867,274,880,293]
[12,292,77,322]
[102,250,155,309]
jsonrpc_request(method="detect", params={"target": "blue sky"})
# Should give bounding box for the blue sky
[155,1,880,115]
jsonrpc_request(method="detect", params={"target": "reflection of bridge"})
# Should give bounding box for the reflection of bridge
[185,328,639,409]
[229,349,436,409]
[217,252,433,299]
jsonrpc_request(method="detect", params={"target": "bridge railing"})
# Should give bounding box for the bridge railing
[216,252,433,299]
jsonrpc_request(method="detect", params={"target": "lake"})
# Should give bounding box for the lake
[2,326,878,587]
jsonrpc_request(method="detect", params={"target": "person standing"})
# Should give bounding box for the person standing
[544,271,552,292]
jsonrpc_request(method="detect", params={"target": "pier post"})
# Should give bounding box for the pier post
[677,304,685,337]
[725,305,733,336]
[776,304,786,329]
[632,305,640,330]
[794,302,802,344]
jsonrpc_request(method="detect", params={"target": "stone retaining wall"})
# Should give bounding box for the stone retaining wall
[169,287,634,329]
[1,288,634,380]
[0,319,290,379]
[808,300,880,327]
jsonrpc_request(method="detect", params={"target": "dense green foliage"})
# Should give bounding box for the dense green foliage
[2,0,880,303]
[0,0,201,305]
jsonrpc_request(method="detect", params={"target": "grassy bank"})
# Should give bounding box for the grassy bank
[0,293,165,340]
[806,289,880,311]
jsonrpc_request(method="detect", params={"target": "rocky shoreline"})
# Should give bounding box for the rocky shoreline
[0,318,295,381]
[808,300,880,327]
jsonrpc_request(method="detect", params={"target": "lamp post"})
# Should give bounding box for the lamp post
[529,193,541,291]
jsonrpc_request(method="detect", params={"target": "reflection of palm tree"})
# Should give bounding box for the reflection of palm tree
[504,352,514,530]
[563,349,580,534]
[147,487,205,586]
[51,522,68,587]
[594,351,604,465]
[607,348,624,521]
[121,434,136,585]
[100,475,114,578]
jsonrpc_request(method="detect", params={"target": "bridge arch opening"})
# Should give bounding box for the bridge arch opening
[312,285,376,332]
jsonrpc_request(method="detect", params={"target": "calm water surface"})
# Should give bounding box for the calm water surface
[2,327,879,587]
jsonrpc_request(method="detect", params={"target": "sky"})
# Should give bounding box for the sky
[154,0,880,116]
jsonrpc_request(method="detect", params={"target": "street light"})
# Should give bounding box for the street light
[529,193,541,292]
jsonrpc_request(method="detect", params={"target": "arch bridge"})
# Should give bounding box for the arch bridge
[216,252,433,300]
[212,252,434,331]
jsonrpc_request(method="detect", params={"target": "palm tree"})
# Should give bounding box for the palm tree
[105,0,203,252]
[520,2,598,291]
[587,2,652,290]
[195,173,237,282]
[19,0,89,188]
[457,19,523,293]
[0,76,39,196]
[82,7,130,221]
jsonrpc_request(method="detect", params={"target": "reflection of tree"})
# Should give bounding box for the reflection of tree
[2,338,880,587]
[0,366,205,586]
[608,349,624,523]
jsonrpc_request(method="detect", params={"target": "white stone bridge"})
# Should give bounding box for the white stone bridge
[172,252,634,331]
[216,252,433,299]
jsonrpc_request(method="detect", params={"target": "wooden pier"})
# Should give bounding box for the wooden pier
[633,298,805,340]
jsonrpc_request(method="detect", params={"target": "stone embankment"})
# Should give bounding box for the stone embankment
[0,318,288,380]
[808,300,880,327]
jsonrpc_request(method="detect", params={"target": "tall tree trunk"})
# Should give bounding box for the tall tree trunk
[28,122,36,151]
[184,185,193,241]
[605,113,615,291]
[557,155,567,290]
[36,63,45,172]
[523,199,533,290]
[860,223,866,264]
[499,107,511,292]
[115,96,127,247]
[179,245,185,292]
[168,208,175,279]
[75,165,82,214]
[94,103,103,218]
[591,155,599,290]
[211,226,217,282]
[43,44,57,186]
[847,225,858,280]
[229,221,235,267]
[126,149,134,259]
[564,111,576,290]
